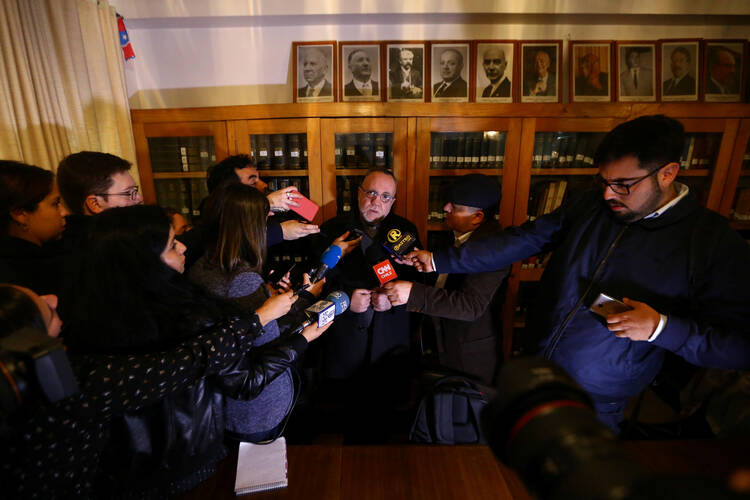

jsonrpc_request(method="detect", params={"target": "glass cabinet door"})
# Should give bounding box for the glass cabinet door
[138,121,228,224]
[413,117,520,248]
[721,118,750,241]
[320,118,408,221]
[230,118,323,223]
[671,118,740,213]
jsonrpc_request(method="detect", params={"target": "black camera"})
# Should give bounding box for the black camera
[482,358,743,500]
[0,327,79,423]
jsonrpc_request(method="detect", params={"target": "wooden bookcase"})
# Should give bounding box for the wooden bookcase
[131,102,750,359]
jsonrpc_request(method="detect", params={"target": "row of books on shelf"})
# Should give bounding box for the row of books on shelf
[251,134,309,170]
[334,133,392,169]
[427,177,453,222]
[154,178,209,220]
[531,133,604,169]
[148,136,216,173]
[266,177,310,196]
[530,132,719,170]
[527,180,568,220]
[154,176,311,222]
[429,132,506,169]
[335,176,364,215]
[678,134,720,170]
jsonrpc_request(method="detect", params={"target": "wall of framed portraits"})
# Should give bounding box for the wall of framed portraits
[281,38,749,106]
[116,3,750,109]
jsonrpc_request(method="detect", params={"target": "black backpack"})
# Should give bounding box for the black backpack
[409,376,489,444]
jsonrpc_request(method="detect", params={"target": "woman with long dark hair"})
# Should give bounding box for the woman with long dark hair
[189,183,326,441]
[58,204,328,497]
[0,160,68,293]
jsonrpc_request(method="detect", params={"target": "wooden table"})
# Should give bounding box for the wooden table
[179,440,750,499]
[179,444,530,500]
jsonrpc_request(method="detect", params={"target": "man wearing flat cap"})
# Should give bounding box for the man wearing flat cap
[384,174,509,384]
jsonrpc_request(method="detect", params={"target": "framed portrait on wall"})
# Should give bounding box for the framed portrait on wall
[659,40,700,102]
[293,41,337,103]
[428,42,470,102]
[704,40,745,102]
[386,42,425,102]
[570,41,612,102]
[520,41,561,103]
[616,42,657,102]
[339,42,383,102]
[475,41,515,103]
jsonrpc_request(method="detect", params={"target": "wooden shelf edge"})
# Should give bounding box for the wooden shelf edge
[153,171,207,179]
[428,169,504,175]
[131,102,750,124]
[256,169,309,176]
[333,169,370,175]
[531,167,596,175]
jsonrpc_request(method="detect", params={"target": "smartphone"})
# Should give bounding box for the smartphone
[589,293,633,318]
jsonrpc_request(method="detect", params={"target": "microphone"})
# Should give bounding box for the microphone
[310,245,343,283]
[382,227,418,258]
[292,244,343,295]
[290,290,350,335]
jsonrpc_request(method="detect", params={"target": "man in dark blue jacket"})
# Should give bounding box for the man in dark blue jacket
[405,115,750,431]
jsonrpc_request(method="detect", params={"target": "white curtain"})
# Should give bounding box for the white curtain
[0,0,136,177]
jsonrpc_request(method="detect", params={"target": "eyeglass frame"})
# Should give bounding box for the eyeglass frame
[95,185,141,201]
[358,186,396,203]
[594,165,667,196]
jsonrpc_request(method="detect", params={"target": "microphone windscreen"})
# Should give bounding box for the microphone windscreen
[320,245,343,268]
[325,290,350,315]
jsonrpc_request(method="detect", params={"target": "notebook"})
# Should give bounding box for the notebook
[234,438,288,495]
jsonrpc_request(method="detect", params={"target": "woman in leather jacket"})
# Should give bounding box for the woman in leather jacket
[59,205,330,498]
[1,283,272,498]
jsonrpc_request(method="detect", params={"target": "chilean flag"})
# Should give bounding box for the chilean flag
[116,13,135,61]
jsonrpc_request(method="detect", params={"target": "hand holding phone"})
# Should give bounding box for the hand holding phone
[589,293,633,318]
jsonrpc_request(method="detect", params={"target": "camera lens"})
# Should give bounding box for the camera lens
[482,358,647,500]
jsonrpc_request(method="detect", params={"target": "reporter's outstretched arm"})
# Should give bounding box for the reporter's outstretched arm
[281,220,320,240]
[255,290,298,325]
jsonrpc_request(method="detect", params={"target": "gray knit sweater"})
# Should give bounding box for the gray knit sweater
[188,256,293,439]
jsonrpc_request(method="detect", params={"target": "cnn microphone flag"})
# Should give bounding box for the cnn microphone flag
[116,13,135,61]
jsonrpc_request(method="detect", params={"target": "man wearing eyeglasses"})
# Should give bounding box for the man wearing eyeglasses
[54,151,143,254]
[58,151,143,216]
[311,168,422,441]
[404,115,750,433]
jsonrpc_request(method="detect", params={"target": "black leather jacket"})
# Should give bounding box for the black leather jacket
[95,322,308,498]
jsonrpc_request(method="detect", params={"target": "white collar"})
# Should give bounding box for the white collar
[644,182,689,219]
[353,78,373,90]
[309,79,326,91]
[452,230,474,247]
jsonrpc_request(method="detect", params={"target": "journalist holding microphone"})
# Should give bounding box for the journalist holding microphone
[49,205,331,497]
[383,174,509,385]
[403,115,750,433]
